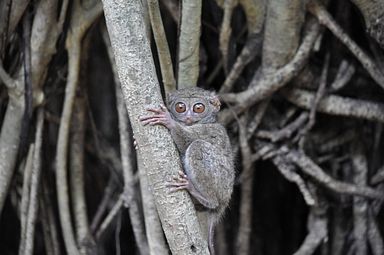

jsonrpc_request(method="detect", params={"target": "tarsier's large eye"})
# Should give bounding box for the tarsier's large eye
[175,102,186,113]
[193,103,205,113]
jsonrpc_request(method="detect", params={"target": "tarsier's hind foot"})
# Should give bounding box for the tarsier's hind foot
[166,171,190,192]
[167,169,218,210]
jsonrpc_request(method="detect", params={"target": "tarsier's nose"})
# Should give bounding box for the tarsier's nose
[185,117,193,125]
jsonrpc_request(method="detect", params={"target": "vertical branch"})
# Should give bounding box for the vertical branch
[56,36,81,255]
[0,13,25,214]
[236,114,254,255]
[0,79,25,215]
[138,158,169,255]
[41,178,61,255]
[220,0,266,93]
[101,23,150,254]
[30,0,69,104]
[22,9,33,155]
[351,140,368,255]
[177,0,202,88]
[55,1,102,254]
[70,91,91,252]
[56,20,91,252]
[219,0,237,74]
[102,0,209,253]
[22,108,44,255]
[262,0,304,72]
[115,87,150,254]
[19,144,35,255]
[147,0,176,93]
[219,0,265,93]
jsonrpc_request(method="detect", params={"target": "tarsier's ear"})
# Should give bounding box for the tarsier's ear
[209,94,221,112]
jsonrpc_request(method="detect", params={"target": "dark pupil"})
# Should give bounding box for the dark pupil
[176,103,186,113]
[193,103,205,113]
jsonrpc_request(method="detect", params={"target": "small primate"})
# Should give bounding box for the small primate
[140,87,234,255]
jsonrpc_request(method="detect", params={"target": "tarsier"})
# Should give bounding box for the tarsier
[140,87,234,255]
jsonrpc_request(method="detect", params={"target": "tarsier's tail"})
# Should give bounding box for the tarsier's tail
[208,214,216,255]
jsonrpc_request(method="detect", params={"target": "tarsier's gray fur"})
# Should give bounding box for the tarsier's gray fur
[140,87,234,255]
[167,88,235,254]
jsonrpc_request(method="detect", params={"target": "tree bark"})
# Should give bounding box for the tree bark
[262,0,304,72]
[101,0,209,254]
[147,0,176,93]
[0,82,25,215]
[177,0,202,88]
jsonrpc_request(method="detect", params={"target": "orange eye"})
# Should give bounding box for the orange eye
[193,103,205,113]
[175,102,186,113]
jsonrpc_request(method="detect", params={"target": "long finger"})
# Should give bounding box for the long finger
[168,178,188,184]
[139,116,163,123]
[146,108,163,113]
[139,116,152,122]
[166,182,187,188]
[168,186,187,193]
[140,119,163,126]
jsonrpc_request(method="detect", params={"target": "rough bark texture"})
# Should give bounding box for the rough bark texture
[138,159,169,255]
[101,0,209,254]
[102,22,150,254]
[0,96,24,215]
[177,0,202,88]
[262,0,304,71]
[147,0,176,93]
[116,87,150,255]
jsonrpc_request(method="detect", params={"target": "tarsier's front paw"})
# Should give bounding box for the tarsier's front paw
[166,171,190,193]
[139,104,174,128]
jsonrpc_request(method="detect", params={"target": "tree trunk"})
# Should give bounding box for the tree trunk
[101,0,209,254]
